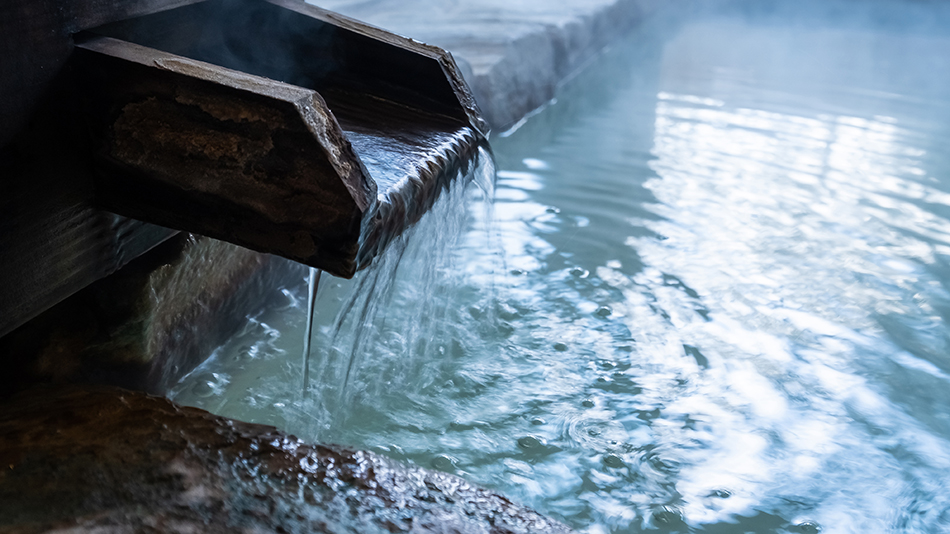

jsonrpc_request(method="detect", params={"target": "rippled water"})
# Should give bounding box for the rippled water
[172,4,950,533]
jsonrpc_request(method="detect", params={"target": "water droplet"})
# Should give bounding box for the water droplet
[553,342,569,352]
[518,435,543,449]
[299,455,319,473]
[569,267,589,278]
[603,454,624,468]
[192,380,215,398]
[545,206,560,214]
[595,305,612,317]
[711,489,732,499]
[510,269,526,276]
[431,455,456,471]
[531,417,546,426]
[792,521,822,534]
[582,398,595,408]
[588,428,602,437]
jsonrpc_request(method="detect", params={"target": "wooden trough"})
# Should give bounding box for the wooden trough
[0,0,488,339]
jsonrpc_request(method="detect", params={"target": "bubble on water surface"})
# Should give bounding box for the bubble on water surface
[595,306,612,318]
[790,521,822,533]
[299,455,319,473]
[569,267,589,278]
[192,380,216,398]
[518,435,544,449]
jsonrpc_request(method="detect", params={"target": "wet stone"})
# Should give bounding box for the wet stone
[0,385,574,534]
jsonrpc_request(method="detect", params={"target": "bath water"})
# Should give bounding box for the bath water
[171,3,950,532]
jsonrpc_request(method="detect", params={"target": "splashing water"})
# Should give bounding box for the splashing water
[314,145,497,426]
[172,4,950,533]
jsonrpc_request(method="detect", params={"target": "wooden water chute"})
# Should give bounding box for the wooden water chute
[0,0,488,339]
[78,0,489,278]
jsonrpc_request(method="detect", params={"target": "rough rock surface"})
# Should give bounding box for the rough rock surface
[0,385,573,533]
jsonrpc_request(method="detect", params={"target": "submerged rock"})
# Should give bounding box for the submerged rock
[0,385,572,533]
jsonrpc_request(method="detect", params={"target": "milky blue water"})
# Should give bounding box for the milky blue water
[172,4,950,532]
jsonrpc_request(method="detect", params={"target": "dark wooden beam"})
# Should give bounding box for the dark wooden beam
[0,0,487,340]
[75,35,375,277]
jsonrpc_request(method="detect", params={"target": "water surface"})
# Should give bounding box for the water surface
[172,4,950,532]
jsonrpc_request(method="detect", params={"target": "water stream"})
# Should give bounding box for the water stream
[301,267,322,396]
[171,3,950,533]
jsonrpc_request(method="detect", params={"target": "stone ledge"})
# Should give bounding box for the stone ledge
[0,385,573,533]
[313,0,662,130]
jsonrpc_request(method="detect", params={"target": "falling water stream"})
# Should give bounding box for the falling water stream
[301,267,322,396]
[172,3,950,533]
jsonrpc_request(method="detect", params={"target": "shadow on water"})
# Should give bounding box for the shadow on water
[173,2,950,533]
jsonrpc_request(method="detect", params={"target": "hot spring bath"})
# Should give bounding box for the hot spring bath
[170,4,950,532]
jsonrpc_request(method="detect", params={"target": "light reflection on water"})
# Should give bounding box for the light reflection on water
[172,6,950,533]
